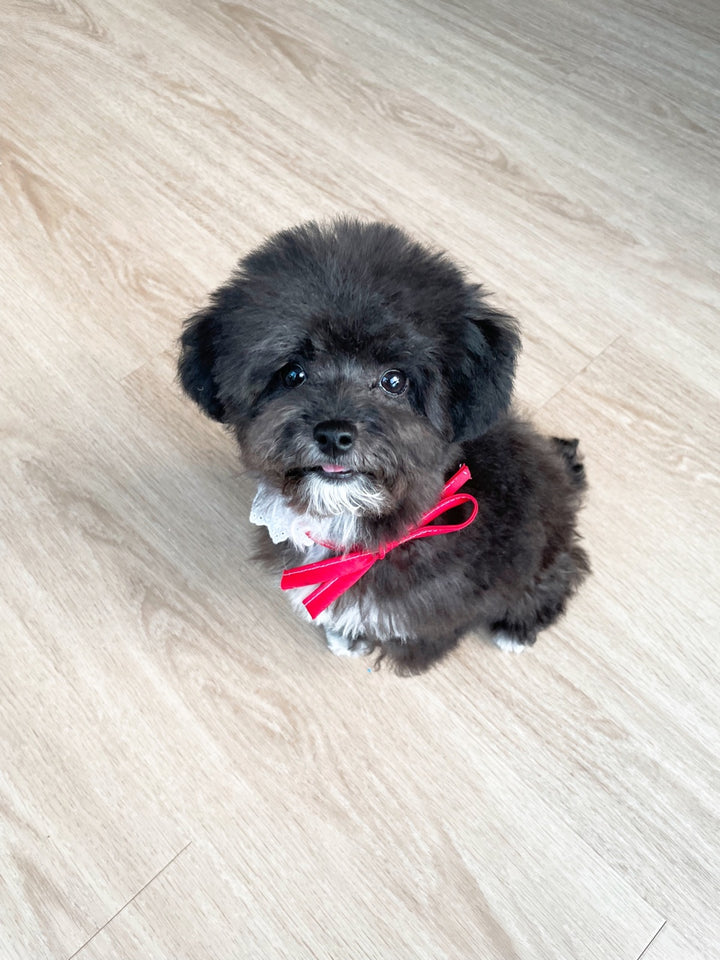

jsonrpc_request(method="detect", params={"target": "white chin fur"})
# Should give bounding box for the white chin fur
[302,471,389,519]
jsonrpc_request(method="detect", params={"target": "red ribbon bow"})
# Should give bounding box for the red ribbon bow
[280,465,478,619]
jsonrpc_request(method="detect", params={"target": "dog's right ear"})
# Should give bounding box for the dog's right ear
[177,308,226,422]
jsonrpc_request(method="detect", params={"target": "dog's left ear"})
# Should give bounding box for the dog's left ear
[177,307,226,422]
[448,297,521,441]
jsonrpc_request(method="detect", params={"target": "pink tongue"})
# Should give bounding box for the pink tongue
[322,464,348,473]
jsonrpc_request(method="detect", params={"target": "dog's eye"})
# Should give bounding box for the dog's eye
[280,362,306,389]
[380,369,408,396]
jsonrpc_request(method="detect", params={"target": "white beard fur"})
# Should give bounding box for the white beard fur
[302,471,389,521]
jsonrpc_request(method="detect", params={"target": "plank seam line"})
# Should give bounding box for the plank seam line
[635,918,668,960]
[66,840,193,960]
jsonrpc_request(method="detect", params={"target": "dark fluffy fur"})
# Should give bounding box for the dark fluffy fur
[178,218,589,674]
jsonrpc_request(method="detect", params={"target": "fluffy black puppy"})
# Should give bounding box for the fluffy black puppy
[178,219,589,674]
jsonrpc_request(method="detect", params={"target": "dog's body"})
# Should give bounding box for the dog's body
[178,219,589,673]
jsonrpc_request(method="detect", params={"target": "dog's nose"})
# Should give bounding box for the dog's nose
[313,420,356,456]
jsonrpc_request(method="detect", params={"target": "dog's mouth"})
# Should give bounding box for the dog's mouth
[308,464,358,480]
[319,464,355,478]
[286,464,376,485]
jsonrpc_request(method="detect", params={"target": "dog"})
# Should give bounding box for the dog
[178,218,589,674]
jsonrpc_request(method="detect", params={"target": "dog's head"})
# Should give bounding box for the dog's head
[178,219,520,531]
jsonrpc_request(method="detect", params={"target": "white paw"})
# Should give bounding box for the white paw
[325,628,372,658]
[493,631,527,653]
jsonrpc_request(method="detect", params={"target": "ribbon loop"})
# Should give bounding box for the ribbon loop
[280,465,478,619]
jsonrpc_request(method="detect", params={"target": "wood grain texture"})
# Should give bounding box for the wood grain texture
[1,0,718,957]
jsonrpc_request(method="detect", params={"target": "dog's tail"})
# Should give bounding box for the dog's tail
[552,437,587,489]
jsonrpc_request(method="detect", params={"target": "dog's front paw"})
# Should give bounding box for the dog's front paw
[493,631,529,653]
[324,627,373,658]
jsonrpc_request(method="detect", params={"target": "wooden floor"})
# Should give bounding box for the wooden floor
[1,1,718,957]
